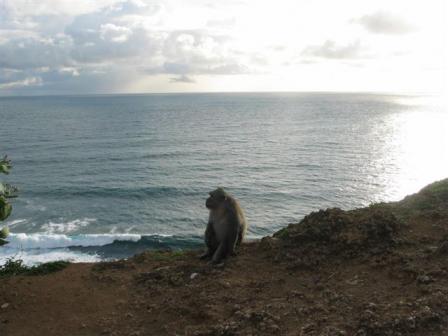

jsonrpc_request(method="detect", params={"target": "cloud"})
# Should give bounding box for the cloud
[64,3,165,64]
[156,61,249,76]
[301,40,366,60]
[0,0,255,94]
[205,63,250,74]
[353,11,417,35]
[58,67,80,76]
[0,76,42,89]
[0,0,122,18]
[169,74,195,83]
[1,0,440,94]
[99,23,133,43]
[206,18,236,28]
[0,36,72,69]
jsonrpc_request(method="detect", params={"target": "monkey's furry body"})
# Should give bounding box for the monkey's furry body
[202,188,247,264]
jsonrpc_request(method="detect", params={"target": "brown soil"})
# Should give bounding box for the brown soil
[1,179,448,336]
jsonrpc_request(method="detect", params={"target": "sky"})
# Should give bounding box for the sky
[0,0,447,95]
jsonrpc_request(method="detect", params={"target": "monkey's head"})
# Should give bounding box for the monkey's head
[206,187,228,210]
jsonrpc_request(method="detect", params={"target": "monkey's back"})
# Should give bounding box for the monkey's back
[208,197,247,244]
[235,200,247,241]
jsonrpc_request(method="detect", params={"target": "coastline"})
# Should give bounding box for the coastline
[1,179,448,335]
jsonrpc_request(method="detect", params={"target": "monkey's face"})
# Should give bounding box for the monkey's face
[206,188,227,210]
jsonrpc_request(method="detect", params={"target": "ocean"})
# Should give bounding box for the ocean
[0,93,447,264]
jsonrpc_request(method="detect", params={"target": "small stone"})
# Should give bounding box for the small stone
[1,303,9,310]
[366,302,377,310]
[417,275,432,284]
[269,323,280,332]
[405,316,416,330]
[190,273,198,280]
[219,280,231,288]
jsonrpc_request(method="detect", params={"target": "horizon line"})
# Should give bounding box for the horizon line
[0,90,442,99]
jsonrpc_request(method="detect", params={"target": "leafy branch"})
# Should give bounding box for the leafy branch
[1,155,18,246]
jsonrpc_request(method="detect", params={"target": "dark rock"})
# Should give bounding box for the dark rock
[437,241,448,254]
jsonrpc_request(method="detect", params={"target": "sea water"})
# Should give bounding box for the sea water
[0,93,447,264]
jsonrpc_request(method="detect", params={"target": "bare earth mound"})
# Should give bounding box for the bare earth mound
[1,179,448,336]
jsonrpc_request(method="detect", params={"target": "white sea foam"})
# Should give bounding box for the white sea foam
[5,219,28,227]
[0,249,101,266]
[0,233,143,266]
[41,218,97,234]
[6,233,142,249]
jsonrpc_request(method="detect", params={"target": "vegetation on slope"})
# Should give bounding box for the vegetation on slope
[0,155,17,246]
[0,258,70,277]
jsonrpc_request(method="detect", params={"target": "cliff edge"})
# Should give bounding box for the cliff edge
[1,179,448,336]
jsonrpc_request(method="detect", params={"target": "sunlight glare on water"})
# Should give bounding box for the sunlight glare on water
[381,95,448,200]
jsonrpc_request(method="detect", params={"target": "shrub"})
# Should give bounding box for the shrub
[0,155,18,246]
[0,258,70,277]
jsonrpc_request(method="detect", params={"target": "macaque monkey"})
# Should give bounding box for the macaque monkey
[201,188,247,264]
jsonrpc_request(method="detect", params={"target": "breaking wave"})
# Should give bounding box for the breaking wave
[0,233,203,265]
[6,233,142,249]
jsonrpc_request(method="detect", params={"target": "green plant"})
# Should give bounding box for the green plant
[0,155,18,246]
[0,258,70,277]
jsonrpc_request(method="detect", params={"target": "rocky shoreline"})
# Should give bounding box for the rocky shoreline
[1,179,448,335]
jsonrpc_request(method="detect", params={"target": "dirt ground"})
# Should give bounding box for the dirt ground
[1,179,448,336]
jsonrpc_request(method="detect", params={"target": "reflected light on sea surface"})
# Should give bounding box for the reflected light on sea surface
[383,97,448,200]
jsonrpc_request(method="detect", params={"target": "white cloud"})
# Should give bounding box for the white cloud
[58,67,80,77]
[0,76,42,89]
[99,23,133,43]
[353,11,417,35]
[0,0,446,94]
[301,40,367,60]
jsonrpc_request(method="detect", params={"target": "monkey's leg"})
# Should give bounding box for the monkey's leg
[211,226,238,265]
[236,227,243,246]
[229,228,243,257]
[199,251,211,259]
[200,222,217,260]
[210,242,227,264]
[199,249,214,260]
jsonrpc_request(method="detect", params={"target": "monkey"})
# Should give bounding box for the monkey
[200,187,247,264]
